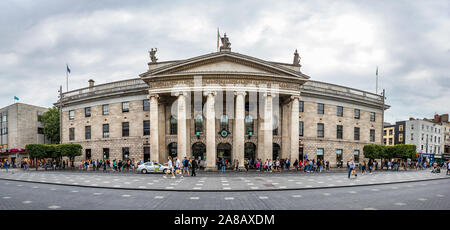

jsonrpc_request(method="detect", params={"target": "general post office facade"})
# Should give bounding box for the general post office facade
[60,44,388,170]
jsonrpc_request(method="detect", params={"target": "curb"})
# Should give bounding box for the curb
[0,175,448,193]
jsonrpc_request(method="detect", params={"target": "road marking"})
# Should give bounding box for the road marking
[154,196,164,199]
[22,201,32,204]
[363,208,377,210]
[113,185,121,187]
[138,186,146,189]
[296,182,303,184]
[328,184,335,186]
[190,197,200,200]
[349,191,357,194]
[371,189,380,192]
[71,191,78,193]
[391,187,398,189]
[259,196,268,199]
[305,185,313,188]
[165,187,174,189]
[32,186,39,189]
[17,185,23,187]
[418,198,427,201]
[250,187,259,189]
[91,184,98,186]
[196,184,203,186]
[394,203,406,206]
[224,197,234,200]
[292,195,302,198]
[50,188,57,191]
[193,187,202,190]
[223,187,231,190]
[93,193,102,195]
[437,194,445,197]
[222,184,230,186]
[317,181,324,184]
[323,193,331,196]
[147,183,154,185]
[279,186,287,189]
[2,197,11,199]
[48,205,61,209]
[121,194,131,197]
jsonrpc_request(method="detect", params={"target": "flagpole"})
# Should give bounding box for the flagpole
[376,66,378,95]
[66,66,68,92]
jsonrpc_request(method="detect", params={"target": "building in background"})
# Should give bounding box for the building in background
[383,123,395,146]
[0,103,49,164]
[428,114,450,161]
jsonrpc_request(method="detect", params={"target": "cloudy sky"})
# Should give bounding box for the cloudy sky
[0,0,448,123]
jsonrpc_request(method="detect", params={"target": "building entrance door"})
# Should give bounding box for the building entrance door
[192,142,206,161]
[168,143,177,160]
[273,143,281,160]
[217,143,232,168]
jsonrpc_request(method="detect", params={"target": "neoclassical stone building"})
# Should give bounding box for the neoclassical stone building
[59,40,388,170]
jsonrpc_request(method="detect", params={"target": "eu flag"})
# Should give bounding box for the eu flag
[66,64,71,74]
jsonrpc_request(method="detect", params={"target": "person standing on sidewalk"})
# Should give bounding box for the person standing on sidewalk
[190,157,197,177]
[4,160,9,173]
[182,157,189,178]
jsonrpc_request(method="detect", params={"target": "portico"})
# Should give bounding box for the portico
[139,42,309,170]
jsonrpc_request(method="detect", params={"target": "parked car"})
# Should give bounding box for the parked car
[138,162,169,174]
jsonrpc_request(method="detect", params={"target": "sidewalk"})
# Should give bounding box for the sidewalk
[0,168,448,192]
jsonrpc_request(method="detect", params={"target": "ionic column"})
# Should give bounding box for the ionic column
[204,91,217,171]
[263,93,273,161]
[290,96,300,165]
[234,91,246,169]
[176,92,188,159]
[281,102,290,160]
[148,93,159,162]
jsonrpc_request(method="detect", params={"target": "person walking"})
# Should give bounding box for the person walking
[164,156,176,179]
[182,157,189,178]
[446,161,449,175]
[190,157,197,177]
[348,158,357,179]
[4,160,9,173]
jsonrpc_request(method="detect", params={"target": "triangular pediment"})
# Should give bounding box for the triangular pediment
[141,52,310,80]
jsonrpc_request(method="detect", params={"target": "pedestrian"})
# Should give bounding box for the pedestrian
[446,161,449,175]
[221,158,226,172]
[5,160,9,173]
[182,157,189,178]
[326,160,329,171]
[348,158,357,179]
[190,157,197,177]
[164,156,176,179]
[362,161,367,175]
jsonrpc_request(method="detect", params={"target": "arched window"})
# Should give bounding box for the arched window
[170,116,177,135]
[194,114,203,134]
[245,115,254,134]
[220,114,229,130]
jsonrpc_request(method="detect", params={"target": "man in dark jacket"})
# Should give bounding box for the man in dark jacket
[191,157,197,177]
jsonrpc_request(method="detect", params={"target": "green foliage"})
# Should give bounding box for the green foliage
[25,144,47,159]
[363,144,417,160]
[58,144,82,160]
[40,107,60,144]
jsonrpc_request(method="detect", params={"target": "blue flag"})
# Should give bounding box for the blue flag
[14,96,19,101]
[66,64,71,74]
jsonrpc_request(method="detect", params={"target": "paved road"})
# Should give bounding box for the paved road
[1,178,449,210]
[0,169,446,191]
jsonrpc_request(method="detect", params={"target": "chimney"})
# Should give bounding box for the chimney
[88,79,95,88]
[409,117,414,120]
[434,114,439,123]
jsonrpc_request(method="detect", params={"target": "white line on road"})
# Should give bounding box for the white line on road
[224,197,234,200]
[154,196,164,199]
[190,197,199,200]
[2,197,11,199]
[121,194,131,197]
[418,198,427,201]
[259,196,268,199]
[292,195,302,198]
[48,205,61,209]
[394,203,406,206]
[22,201,32,204]
[363,208,377,210]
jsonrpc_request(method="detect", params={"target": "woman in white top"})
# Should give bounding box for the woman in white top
[164,156,176,179]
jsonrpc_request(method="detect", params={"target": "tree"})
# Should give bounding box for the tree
[363,144,378,160]
[40,107,60,144]
[25,144,47,170]
[58,144,82,168]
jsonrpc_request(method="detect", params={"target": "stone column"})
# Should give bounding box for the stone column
[263,93,273,161]
[148,93,159,163]
[281,102,290,159]
[234,91,246,169]
[204,91,217,171]
[176,92,187,159]
[290,96,300,166]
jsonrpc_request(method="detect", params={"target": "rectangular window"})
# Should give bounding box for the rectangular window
[103,124,109,138]
[122,102,130,112]
[143,99,150,111]
[299,121,304,137]
[69,110,74,120]
[354,127,360,140]
[337,125,343,139]
[337,106,343,117]
[85,149,92,160]
[102,104,109,115]
[370,129,375,142]
[143,120,150,136]
[317,123,324,138]
[389,129,393,135]
[383,130,387,136]
[317,148,324,156]
[103,148,109,159]
[354,150,360,163]
[354,109,360,119]
[299,101,304,112]
[399,133,403,142]
[85,126,91,140]
[85,107,91,117]
[389,138,393,145]
[69,128,75,141]
[370,112,375,122]
[1,113,7,122]
[122,122,129,137]
[411,133,414,141]
[318,103,324,114]
[411,124,414,130]
[399,125,404,131]
[37,127,44,134]
[37,112,43,122]
[336,149,343,162]
[122,147,130,160]
[384,138,387,145]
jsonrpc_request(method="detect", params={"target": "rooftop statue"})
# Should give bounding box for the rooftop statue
[293,49,301,66]
[220,33,231,50]
[149,48,158,63]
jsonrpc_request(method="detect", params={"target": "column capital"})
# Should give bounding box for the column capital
[174,91,189,97]
[203,91,217,97]
[147,93,159,99]
[290,95,301,101]
[234,91,247,97]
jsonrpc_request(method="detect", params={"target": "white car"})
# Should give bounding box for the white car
[138,162,169,174]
